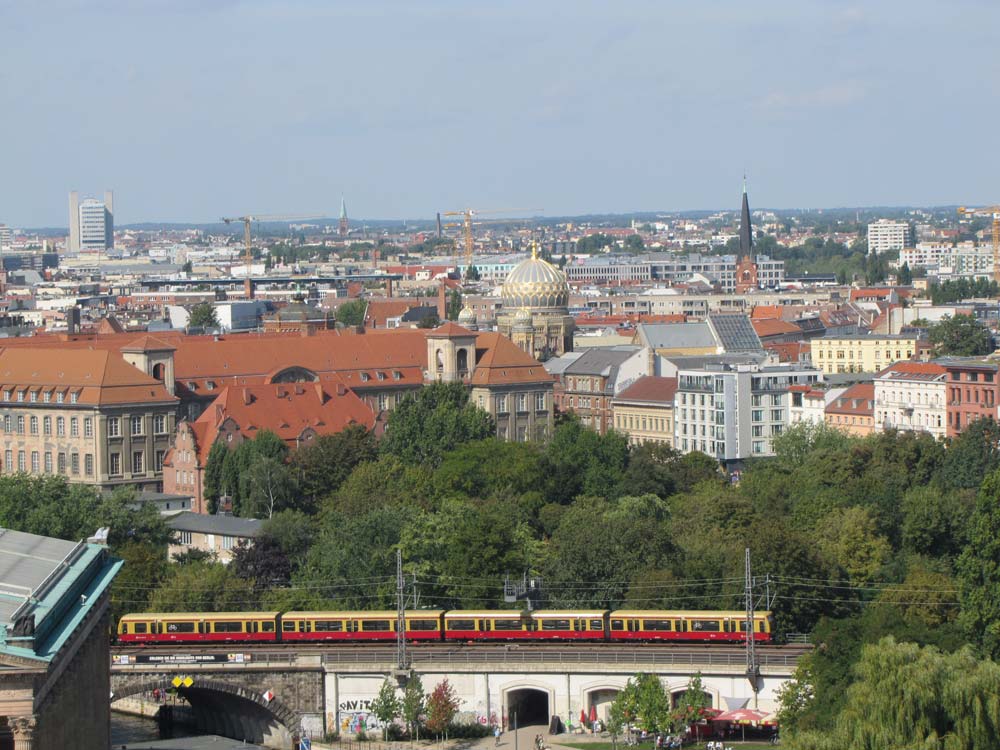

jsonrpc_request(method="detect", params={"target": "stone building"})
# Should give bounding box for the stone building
[496,246,575,360]
[612,375,678,446]
[0,529,122,749]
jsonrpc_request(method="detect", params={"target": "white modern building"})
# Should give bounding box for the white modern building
[0,225,12,252]
[673,360,823,465]
[562,253,785,292]
[873,361,947,439]
[867,219,911,255]
[68,191,114,253]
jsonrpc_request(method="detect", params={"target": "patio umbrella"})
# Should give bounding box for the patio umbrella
[760,711,780,726]
[589,705,598,724]
[712,708,768,723]
[580,709,587,727]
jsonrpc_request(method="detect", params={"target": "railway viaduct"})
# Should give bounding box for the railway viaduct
[110,644,805,748]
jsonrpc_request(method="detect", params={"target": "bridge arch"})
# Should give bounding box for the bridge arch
[111,676,297,746]
[581,681,626,723]
[502,681,555,728]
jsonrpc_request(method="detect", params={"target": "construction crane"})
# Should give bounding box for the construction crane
[220,213,329,280]
[439,208,542,271]
[958,205,1000,282]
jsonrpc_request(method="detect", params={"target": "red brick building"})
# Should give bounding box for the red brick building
[943,359,998,437]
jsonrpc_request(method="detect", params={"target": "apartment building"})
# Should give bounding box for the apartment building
[612,375,678,446]
[812,334,922,374]
[673,360,822,465]
[0,347,177,491]
[564,254,785,292]
[549,346,648,434]
[825,383,876,436]
[941,358,998,437]
[873,362,947,439]
[867,219,911,255]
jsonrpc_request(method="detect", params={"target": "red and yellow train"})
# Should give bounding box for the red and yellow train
[117,608,772,644]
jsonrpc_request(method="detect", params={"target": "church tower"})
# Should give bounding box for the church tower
[338,196,349,237]
[734,179,759,293]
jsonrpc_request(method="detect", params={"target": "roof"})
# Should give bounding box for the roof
[751,319,803,339]
[469,333,554,386]
[0,529,121,663]
[0,347,177,406]
[426,321,476,338]
[707,313,764,353]
[614,375,678,406]
[166,512,264,537]
[635,322,716,351]
[185,381,376,465]
[562,346,640,380]
[826,382,875,416]
[876,361,947,381]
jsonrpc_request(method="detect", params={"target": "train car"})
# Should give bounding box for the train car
[281,610,444,642]
[443,610,608,641]
[117,612,280,643]
[607,610,772,642]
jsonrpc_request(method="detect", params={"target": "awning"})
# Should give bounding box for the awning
[712,708,769,724]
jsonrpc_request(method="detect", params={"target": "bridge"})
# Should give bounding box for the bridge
[111,643,806,748]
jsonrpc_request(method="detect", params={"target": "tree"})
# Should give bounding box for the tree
[292,426,376,510]
[149,562,257,612]
[262,510,314,572]
[446,289,462,321]
[898,261,912,285]
[624,234,645,252]
[243,456,297,518]
[672,673,711,735]
[928,314,992,357]
[776,656,816,735]
[202,441,229,514]
[465,265,481,281]
[380,382,494,467]
[633,673,671,733]
[402,674,425,739]
[608,679,639,742]
[181,260,193,273]
[371,678,402,740]
[230,535,292,591]
[335,299,367,326]
[938,418,1000,490]
[957,468,1000,658]
[425,679,460,738]
[416,312,441,329]
[188,302,219,329]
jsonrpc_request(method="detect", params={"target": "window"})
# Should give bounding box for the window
[165,621,195,634]
[771,409,783,421]
[29,416,37,435]
[153,415,166,434]
[408,619,438,631]
[108,418,120,438]
[30,452,38,473]
[70,417,79,437]
[84,417,93,438]
[517,393,527,412]
[16,416,24,435]
[154,450,164,472]
[2,416,8,433]
[446,619,475,631]
[2,391,9,402]
[751,409,764,422]
[29,391,37,403]
[42,392,50,403]
[690,619,721,632]
[110,453,121,476]
[361,619,391,632]
[314,620,344,632]
[70,392,78,404]
[57,453,66,475]
[56,392,64,404]
[71,453,79,475]
[132,451,144,474]
[541,619,571,631]
[43,416,51,436]
[535,392,546,411]
[17,451,25,472]
[4,450,11,472]
[178,530,192,545]
[84,454,93,475]
[56,417,65,437]
[377,393,387,411]
[496,395,508,413]
[222,535,236,550]
[131,416,143,436]
[44,453,52,474]
[16,391,23,403]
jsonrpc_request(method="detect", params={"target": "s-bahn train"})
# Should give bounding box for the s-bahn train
[117,609,772,645]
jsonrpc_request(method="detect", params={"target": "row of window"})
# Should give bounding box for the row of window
[108,415,169,437]
[615,414,670,433]
[1,414,168,438]
[3,448,166,477]
[817,349,912,360]
[477,393,547,414]
[3,389,78,404]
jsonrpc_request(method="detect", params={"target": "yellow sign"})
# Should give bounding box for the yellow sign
[182,676,194,688]
[172,677,183,688]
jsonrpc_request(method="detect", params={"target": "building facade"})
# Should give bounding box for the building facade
[825,383,876,436]
[69,191,114,253]
[942,359,998,437]
[552,346,648,434]
[867,219,911,255]
[873,362,947,439]
[496,247,575,360]
[673,361,822,464]
[812,334,921,374]
[612,375,677,446]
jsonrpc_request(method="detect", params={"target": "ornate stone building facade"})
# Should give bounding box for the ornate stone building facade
[496,247,574,360]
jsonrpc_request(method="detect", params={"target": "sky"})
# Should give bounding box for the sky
[1,0,998,227]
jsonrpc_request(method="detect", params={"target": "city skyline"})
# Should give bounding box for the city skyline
[2,1,999,226]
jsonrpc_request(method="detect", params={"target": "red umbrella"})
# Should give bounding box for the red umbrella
[580,709,587,726]
[589,704,597,724]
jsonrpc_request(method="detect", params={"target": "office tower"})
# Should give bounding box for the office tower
[68,190,114,252]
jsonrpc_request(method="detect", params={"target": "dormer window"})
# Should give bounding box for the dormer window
[360,372,370,382]
[56,392,64,404]
[2,391,9,402]
[70,392,78,404]
[377,372,386,381]
[42,392,50,403]
[16,391,24,403]
[29,392,37,403]
[393,371,402,380]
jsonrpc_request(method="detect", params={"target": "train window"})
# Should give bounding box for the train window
[315,620,343,632]
[590,619,603,630]
[629,620,640,632]
[610,619,624,631]
[690,620,721,632]
[541,619,570,631]
[363,620,392,632]
[493,619,523,631]
[260,621,275,632]
[408,619,439,631]
[446,619,475,631]
[166,622,195,633]
[643,619,672,631]
[478,620,492,632]
[214,621,243,633]
[283,620,298,633]
[133,622,147,634]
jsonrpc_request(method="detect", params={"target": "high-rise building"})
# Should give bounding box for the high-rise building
[0,225,12,252]
[867,219,911,255]
[68,190,114,253]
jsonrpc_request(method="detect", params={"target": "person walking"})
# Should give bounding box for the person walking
[495,726,502,746]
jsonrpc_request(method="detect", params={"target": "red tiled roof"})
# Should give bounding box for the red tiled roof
[470,333,554,386]
[614,376,678,405]
[877,361,947,378]
[751,319,802,338]
[826,383,875,416]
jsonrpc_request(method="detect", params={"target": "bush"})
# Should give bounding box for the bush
[446,722,491,739]
[386,724,407,741]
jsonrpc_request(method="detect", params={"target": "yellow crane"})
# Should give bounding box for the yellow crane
[958,205,1000,282]
[439,208,542,271]
[221,213,328,278]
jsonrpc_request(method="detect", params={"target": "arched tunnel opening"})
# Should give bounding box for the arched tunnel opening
[588,689,620,722]
[179,687,292,748]
[507,688,550,728]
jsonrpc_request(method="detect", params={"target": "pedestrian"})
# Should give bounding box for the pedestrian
[495,726,502,746]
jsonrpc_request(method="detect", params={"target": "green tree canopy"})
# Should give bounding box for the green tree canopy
[335,298,367,326]
[928,314,993,357]
[188,302,219,329]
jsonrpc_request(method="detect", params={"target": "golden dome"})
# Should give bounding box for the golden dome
[502,247,569,311]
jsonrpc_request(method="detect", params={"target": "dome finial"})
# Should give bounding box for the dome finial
[531,241,538,260]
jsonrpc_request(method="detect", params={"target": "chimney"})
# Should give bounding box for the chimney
[336,382,346,396]
[386,278,394,298]
[242,388,252,405]
[437,279,447,320]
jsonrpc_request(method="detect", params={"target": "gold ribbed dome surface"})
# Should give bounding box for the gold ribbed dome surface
[502,251,569,311]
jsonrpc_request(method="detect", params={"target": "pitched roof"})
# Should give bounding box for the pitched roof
[166,511,264,537]
[0,348,177,406]
[635,322,716,351]
[470,333,554,386]
[751,319,803,339]
[707,313,763,352]
[614,376,678,405]
[876,361,947,381]
[427,322,476,338]
[826,382,875,416]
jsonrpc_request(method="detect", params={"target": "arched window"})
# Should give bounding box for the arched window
[436,349,444,372]
[152,363,165,381]
[457,348,469,373]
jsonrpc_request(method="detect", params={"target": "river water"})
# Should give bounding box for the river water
[110,710,266,749]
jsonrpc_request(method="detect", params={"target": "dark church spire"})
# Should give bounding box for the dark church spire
[739,177,753,259]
